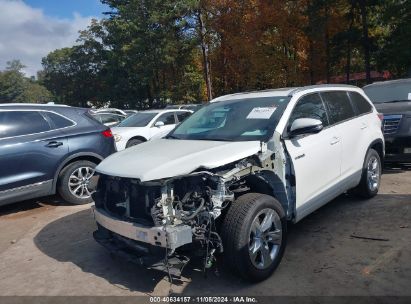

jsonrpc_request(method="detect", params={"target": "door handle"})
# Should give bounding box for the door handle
[330,137,340,145]
[46,141,63,148]
[361,123,368,130]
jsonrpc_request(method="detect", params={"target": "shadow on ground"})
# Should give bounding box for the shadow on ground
[383,163,411,174]
[0,196,74,217]
[34,192,411,295]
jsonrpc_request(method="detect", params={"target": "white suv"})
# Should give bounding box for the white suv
[111,109,192,151]
[92,85,384,282]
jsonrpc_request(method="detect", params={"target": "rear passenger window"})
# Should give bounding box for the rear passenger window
[46,112,75,129]
[156,112,176,125]
[176,111,191,122]
[349,92,372,115]
[321,91,355,124]
[289,93,329,127]
[0,111,50,138]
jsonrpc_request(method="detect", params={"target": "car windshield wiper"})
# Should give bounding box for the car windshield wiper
[382,99,410,103]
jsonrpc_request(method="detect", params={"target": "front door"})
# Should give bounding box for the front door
[0,110,68,193]
[150,112,177,138]
[283,93,342,220]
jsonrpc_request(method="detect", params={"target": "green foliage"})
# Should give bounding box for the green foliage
[41,2,205,108]
[0,60,53,103]
[38,0,410,108]
[376,0,411,77]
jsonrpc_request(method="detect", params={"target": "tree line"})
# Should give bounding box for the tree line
[1,0,410,108]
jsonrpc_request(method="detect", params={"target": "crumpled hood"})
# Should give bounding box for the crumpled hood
[96,139,261,181]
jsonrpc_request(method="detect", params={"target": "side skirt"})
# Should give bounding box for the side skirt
[0,180,53,207]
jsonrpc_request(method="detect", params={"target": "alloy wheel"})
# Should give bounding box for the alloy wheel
[248,208,282,269]
[367,156,380,192]
[68,166,95,199]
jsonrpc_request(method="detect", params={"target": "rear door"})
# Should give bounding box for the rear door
[283,93,342,219]
[321,91,364,181]
[0,110,68,192]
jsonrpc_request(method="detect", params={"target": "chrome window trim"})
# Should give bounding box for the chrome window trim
[0,109,77,141]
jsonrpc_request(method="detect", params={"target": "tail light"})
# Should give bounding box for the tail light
[102,129,113,138]
[377,113,384,121]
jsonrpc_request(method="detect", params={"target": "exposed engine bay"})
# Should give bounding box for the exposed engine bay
[92,140,293,278]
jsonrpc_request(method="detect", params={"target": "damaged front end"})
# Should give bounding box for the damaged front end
[92,172,235,277]
[92,137,293,278]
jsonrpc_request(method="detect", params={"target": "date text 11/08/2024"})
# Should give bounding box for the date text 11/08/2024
[149,297,258,303]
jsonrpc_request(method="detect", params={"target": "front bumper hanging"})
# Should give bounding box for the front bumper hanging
[92,206,193,251]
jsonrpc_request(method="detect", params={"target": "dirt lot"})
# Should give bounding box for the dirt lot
[0,167,410,296]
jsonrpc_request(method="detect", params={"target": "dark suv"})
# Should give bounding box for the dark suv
[364,78,411,163]
[0,104,116,206]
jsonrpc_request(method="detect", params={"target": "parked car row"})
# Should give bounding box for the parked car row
[165,103,203,112]
[0,80,409,283]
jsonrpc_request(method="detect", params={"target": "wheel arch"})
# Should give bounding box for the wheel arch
[52,152,104,192]
[369,138,384,163]
[128,136,147,143]
[243,172,292,221]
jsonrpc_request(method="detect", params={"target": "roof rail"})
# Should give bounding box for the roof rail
[289,84,359,95]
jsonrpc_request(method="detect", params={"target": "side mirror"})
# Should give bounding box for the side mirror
[289,118,323,137]
[154,121,165,127]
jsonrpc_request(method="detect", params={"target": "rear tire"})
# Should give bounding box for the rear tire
[126,139,143,148]
[57,160,97,205]
[221,193,287,282]
[354,148,381,198]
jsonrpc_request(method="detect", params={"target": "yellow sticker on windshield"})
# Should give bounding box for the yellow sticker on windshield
[247,107,277,119]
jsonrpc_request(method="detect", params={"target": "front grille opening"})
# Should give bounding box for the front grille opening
[95,174,161,225]
[383,115,402,135]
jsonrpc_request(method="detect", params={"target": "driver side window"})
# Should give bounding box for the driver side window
[289,93,329,127]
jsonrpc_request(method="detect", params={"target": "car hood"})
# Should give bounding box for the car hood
[96,139,261,181]
[374,101,411,116]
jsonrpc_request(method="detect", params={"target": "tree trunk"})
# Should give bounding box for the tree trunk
[346,3,355,84]
[324,4,331,84]
[198,10,213,101]
[359,0,371,84]
[309,39,315,84]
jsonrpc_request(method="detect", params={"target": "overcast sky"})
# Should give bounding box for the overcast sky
[0,0,108,77]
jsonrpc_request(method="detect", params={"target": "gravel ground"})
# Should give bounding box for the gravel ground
[0,167,410,296]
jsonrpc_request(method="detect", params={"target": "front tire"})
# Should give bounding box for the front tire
[126,139,143,148]
[221,193,287,282]
[57,160,97,205]
[354,148,381,198]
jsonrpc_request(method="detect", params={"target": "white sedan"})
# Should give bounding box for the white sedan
[111,109,192,151]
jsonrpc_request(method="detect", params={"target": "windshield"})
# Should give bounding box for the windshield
[363,81,411,103]
[168,96,291,142]
[117,112,157,127]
